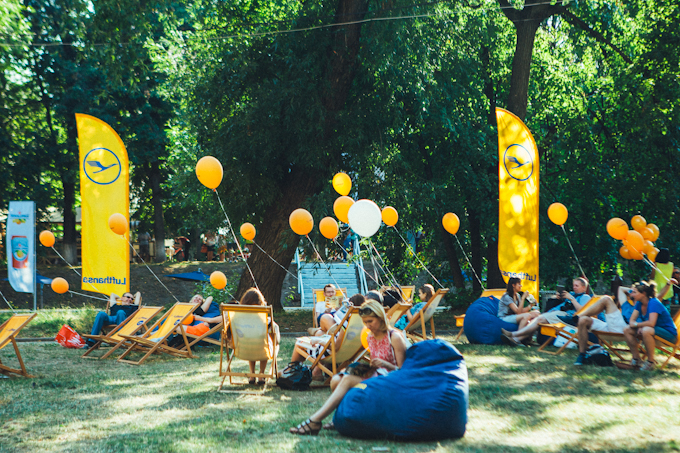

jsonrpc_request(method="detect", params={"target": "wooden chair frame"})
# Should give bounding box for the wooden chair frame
[183,322,223,349]
[0,313,37,378]
[294,306,365,385]
[218,305,278,393]
[81,306,163,360]
[400,286,415,302]
[403,289,449,342]
[117,303,198,365]
[386,302,412,328]
[537,296,602,355]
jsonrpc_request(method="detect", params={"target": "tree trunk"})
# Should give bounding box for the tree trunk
[440,226,465,289]
[236,168,319,310]
[148,161,166,262]
[468,208,483,293]
[236,0,369,310]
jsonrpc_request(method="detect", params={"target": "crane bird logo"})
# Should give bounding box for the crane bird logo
[82,148,122,185]
[503,144,534,181]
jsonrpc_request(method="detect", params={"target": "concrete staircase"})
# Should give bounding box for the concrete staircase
[298,262,360,307]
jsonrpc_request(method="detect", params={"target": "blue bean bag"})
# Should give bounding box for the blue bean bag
[463,296,518,344]
[333,339,468,441]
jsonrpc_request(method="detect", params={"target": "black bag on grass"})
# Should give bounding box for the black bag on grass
[583,345,613,367]
[276,362,312,390]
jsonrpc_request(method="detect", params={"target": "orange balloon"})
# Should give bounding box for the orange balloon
[289,209,314,235]
[648,247,659,262]
[640,227,654,240]
[631,215,646,232]
[547,203,568,226]
[625,230,644,254]
[332,172,352,196]
[319,217,339,239]
[196,156,223,189]
[381,206,398,227]
[630,248,644,260]
[643,240,655,255]
[360,327,370,351]
[333,196,355,224]
[108,213,128,235]
[442,213,460,235]
[210,271,227,290]
[39,230,55,247]
[240,223,256,241]
[619,246,631,260]
[647,223,660,242]
[51,277,69,294]
[606,218,629,240]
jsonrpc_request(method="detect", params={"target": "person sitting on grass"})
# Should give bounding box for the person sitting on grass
[501,277,589,346]
[393,284,434,330]
[238,288,281,385]
[622,281,678,371]
[289,299,408,435]
[84,291,141,349]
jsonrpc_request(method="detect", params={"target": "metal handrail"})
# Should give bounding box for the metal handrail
[295,248,305,304]
[354,239,368,294]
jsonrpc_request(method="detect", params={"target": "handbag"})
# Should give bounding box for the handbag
[276,362,312,390]
[55,325,86,349]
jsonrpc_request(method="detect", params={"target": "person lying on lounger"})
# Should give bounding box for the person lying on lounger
[289,299,408,436]
[501,277,588,346]
[84,291,141,349]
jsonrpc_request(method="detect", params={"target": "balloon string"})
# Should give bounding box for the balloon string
[560,225,587,281]
[632,247,672,284]
[68,290,109,301]
[368,240,400,288]
[50,246,81,276]
[333,238,381,288]
[391,226,444,289]
[50,244,108,296]
[213,190,259,292]
[252,240,298,280]
[125,238,180,303]
[0,288,16,312]
[453,234,485,290]
[305,235,348,298]
[365,243,386,288]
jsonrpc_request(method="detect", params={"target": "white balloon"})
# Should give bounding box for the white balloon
[347,199,382,238]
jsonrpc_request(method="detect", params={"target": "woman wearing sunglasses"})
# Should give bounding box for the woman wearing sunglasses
[289,299,408,436]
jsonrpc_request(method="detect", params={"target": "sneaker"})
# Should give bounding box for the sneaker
[640,361,656,371]
[574,352,587,366]
[501,332,524,347]
[557,315,579,327]
[629,358,641,369]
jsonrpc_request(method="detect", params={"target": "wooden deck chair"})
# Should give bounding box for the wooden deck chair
[183,321,223,350]
[651,310,680,369]
[294,306,365,385]
[218,305,278,392]
[312,287,347,328]
[400,286,415,302]
[537,296,602,355]
[454,288,506,341]
[117,303,198,365]
[81,306,163,360]
[386,302,412,327]
[403,289,449,342]
[0,313,37,378]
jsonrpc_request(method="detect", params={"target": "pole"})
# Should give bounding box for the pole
[32,202,37,311]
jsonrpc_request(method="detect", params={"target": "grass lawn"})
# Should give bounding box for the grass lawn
[2,332,680,452]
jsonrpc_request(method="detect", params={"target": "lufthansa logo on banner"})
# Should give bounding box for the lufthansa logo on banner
[83,148,122,185]
[503,144,533,182]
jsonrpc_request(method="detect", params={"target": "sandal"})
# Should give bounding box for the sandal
[323,421,335,431]
[248,378,256,385]
[290,418,322,436]
[257,379,266,386]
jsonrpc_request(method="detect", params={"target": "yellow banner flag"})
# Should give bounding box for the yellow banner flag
[496,108,539,299]
[77,114,130,295]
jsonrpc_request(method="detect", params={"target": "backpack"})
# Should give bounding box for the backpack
[276,362,313,390]
[583,345,613,367]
